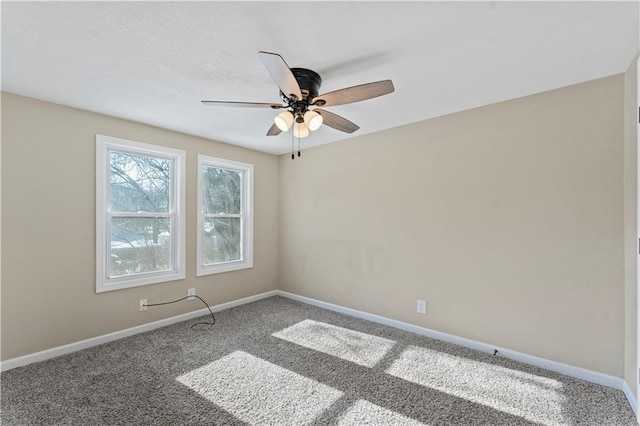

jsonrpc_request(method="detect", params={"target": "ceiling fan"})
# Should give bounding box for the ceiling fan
[201,51,395,146]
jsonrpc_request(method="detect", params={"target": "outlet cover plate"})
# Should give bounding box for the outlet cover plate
[416,299,427,315]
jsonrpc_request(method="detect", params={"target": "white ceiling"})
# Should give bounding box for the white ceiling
[2,1,638,155]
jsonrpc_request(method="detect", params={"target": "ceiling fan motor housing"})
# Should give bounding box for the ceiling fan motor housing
[284,68,322,103]
[280,68,323,121]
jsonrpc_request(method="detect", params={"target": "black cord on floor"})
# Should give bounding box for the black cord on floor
[144,295,216,328]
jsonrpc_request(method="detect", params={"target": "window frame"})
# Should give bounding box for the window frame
[96,134,186,293]
[197,154,253,276]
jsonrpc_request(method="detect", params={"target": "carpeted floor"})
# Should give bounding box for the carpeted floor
[1,296,636,425]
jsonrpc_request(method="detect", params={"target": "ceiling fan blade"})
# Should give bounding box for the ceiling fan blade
[201,100,285,109]
[315,109,360,134]
[258,51,303,101]
[313,80,394,107]
[266,123,282,136]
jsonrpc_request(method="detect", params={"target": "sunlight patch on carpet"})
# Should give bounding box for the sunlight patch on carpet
[177,351,343,425]
[386,345,565,425]
[272,319,395,367]
[337,399,427,425]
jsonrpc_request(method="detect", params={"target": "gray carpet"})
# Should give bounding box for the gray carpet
[1,296,636,425]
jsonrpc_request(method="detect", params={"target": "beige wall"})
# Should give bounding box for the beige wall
[1,72,631,380]
[624,53,639,398]
[1,93,279,360]
[279,75,625,376]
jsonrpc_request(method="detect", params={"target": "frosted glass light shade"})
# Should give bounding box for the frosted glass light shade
[304,110,323,131]
[274,111,294,132]
[293,122,310,138]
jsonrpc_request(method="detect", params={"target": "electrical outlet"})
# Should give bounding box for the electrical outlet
[139,299,148,312]
[188,288,196,301]
[416,299,427,315]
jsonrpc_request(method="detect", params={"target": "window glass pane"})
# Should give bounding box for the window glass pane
[110,217,172,277]
[202,167,241,214]
[203,218,242,264]
[110,151,171,213]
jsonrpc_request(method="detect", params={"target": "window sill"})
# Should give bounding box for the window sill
[196,261,253,277]
[96,270,186,293]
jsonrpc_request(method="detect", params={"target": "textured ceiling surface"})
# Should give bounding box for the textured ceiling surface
[2,1,638,155]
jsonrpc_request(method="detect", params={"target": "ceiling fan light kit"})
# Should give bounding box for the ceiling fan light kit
[303,110,323,131]
[201,51,395,158]
[293,122,310,138]
[274,111,294,132]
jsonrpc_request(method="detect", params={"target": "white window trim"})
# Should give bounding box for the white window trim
[197,154,253,276]
[96,134,186,293]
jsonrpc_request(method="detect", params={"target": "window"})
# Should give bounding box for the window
[96,135,185,292]
[197,155,253,276]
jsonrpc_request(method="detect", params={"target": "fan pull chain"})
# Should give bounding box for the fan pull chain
[291,128,295,160]
[298,134,301,157]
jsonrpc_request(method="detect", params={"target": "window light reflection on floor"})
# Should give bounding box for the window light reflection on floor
[177,351,343,426]
[272,319,396,367]
[337,399,427,425]
[386,345,565,425]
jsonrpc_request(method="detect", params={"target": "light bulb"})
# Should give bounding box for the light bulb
[274,111,294,132]
[304,110,323,131]
[293,122,309,138]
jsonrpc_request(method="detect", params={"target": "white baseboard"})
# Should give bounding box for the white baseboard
[0,290,277,372]
[276,290,627,393]
[623,379,639,419]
